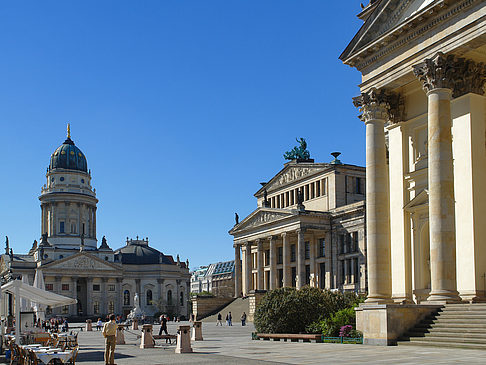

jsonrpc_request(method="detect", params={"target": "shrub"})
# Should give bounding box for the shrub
[254,287,362,334]
[322,307,356,337]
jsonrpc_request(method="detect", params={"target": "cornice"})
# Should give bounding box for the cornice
[345,0,477,70]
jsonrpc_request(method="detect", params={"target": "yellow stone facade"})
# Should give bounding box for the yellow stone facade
[341,0,486,344]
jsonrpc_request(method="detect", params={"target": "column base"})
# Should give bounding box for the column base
[365,296,394,305]
[426,290,461,304]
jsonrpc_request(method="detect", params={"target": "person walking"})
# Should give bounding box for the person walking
[158,314,168,338]
[241,312,247,326]
[226,312,232,326]
[102,314,118,365]
[97,318,103,331]
[216,313,223,326]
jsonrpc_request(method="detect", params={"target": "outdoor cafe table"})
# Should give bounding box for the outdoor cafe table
[22,345,73,364]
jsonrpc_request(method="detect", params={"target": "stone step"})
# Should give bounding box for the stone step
[407,331,486,340]
[409,335,486,345]
[429,322,486,329]
[443,304,486,310]
[431,318,486,324]
[428,327,486,335]
[433,313,486,320]
[398,340,486,350]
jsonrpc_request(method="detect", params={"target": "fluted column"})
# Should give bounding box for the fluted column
[296,228,305,289]
[282,233,290,287]
[86,277,93,316]
[244,243,252,294]
[234,244,242,297]
[353,88,392,303]
[269,236,277,290]
[256,240,264,290]
[413,52,468,303]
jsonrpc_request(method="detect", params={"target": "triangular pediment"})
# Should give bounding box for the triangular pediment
[256,163,329,195]
[42,252,121,272]
[404,189,428,211]
[341,0,437,62]
[230,208,295,233]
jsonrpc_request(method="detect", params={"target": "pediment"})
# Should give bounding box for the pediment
[341,0,437,62]
[404,189,428,211]
[42,252,120,272]
[256,164,328,195]
[231,208,295,233]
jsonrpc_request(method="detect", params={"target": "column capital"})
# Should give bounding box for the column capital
[353,88,401,123]
[268,235,278,242]
[413,52,486,98]
[281,232,287,239]
[296,227,306,235]
[233,243,240,249]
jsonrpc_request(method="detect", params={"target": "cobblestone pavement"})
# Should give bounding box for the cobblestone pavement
[71,322,486,364]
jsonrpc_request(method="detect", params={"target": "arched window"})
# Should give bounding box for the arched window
[124,290,130,306]
[146,290,153,305]
[180,291,184,306]
[167,290,172,306]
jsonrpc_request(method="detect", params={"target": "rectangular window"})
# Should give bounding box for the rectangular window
[278,269,283,288]
[356,177,363,194]
[340,261,345,285]
[62,284,69,291]
[62,305,69,314]
[346,233,352,254]
[310,183,315,199]
[319,238,325,257]
[59,221,65,233]
[316,181,321,197]
[46,284,53,291]
[277,247,283,264]
[290,244,296,262]
[70,223,76,234]
[108,284,115,292]
[264,249,270,266]
[355,259,360,284]
[291,267,296,287]
[305,265,310,285]
[93,301,99,314]
[108,301,115,313]
[290,190,294,205]
[83,223,85,234]
[320,262,326,289]
[285,191,290,207]
[265,271,270,290]
[93,284,100,291]
[304,241,310,260]
[305,185,309,200]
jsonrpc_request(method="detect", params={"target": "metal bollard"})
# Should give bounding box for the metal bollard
[85,319,92,331]
[175,325,193,353]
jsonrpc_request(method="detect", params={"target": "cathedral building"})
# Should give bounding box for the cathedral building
[230,153,367,296]
[0,126,190,319]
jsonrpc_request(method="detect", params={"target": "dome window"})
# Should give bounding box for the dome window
[60,177,65,181]
[81,179,85,184]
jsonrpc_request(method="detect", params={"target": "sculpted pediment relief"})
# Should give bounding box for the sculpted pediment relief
[44,253,119,272]
[264,166,325,192]
[235,209,294,231]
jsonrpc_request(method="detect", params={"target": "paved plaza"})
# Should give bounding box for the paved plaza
[69,321,486,364]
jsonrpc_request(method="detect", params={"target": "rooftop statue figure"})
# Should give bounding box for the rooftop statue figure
[283,138,311,160]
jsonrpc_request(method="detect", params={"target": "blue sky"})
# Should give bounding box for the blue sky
[0,0,365,269]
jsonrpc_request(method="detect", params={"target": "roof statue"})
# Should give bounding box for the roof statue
[67,123,71,139]
[5,236,9,255]
[263,189,270,207]
[235,213,239,225]
[283,138,311,161]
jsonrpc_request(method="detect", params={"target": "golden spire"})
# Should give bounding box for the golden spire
[67,123,71,138]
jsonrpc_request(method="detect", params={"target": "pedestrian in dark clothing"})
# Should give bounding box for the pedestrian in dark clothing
[158,315,168,336]
[217,313,223,326]
[226,312,232,326]
[241,312,247,326]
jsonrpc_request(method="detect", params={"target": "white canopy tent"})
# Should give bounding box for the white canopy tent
[32,269,46,321]
[1,280,77,345]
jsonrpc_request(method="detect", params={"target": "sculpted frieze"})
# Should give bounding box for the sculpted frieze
[245,211,289,228]
[270,167,322,190]
[50,255,113,271]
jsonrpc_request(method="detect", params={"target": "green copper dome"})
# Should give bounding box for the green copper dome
[49,137,88,172]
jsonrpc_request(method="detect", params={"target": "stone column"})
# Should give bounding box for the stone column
[71,277,78,316]
[244,243,252,295]
[353,88,392,303]
[116,278,123,315]
[234,244,242,297]
[256,240,264,290]
[87,277,93,316]
[296,228,305,289]
[344,260,349,285]
[101,278,107,315]
[282,233,290,287]
[269,236,277,290]
[413,52,466,303]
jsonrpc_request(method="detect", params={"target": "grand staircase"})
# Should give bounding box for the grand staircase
[201,297,250,323]
[398,303,486,350]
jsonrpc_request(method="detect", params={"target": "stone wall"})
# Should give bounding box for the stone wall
[248,290,267,322]
[191,296,233,320]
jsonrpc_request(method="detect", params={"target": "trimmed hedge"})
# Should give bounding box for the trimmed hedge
[254,287,362,334]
